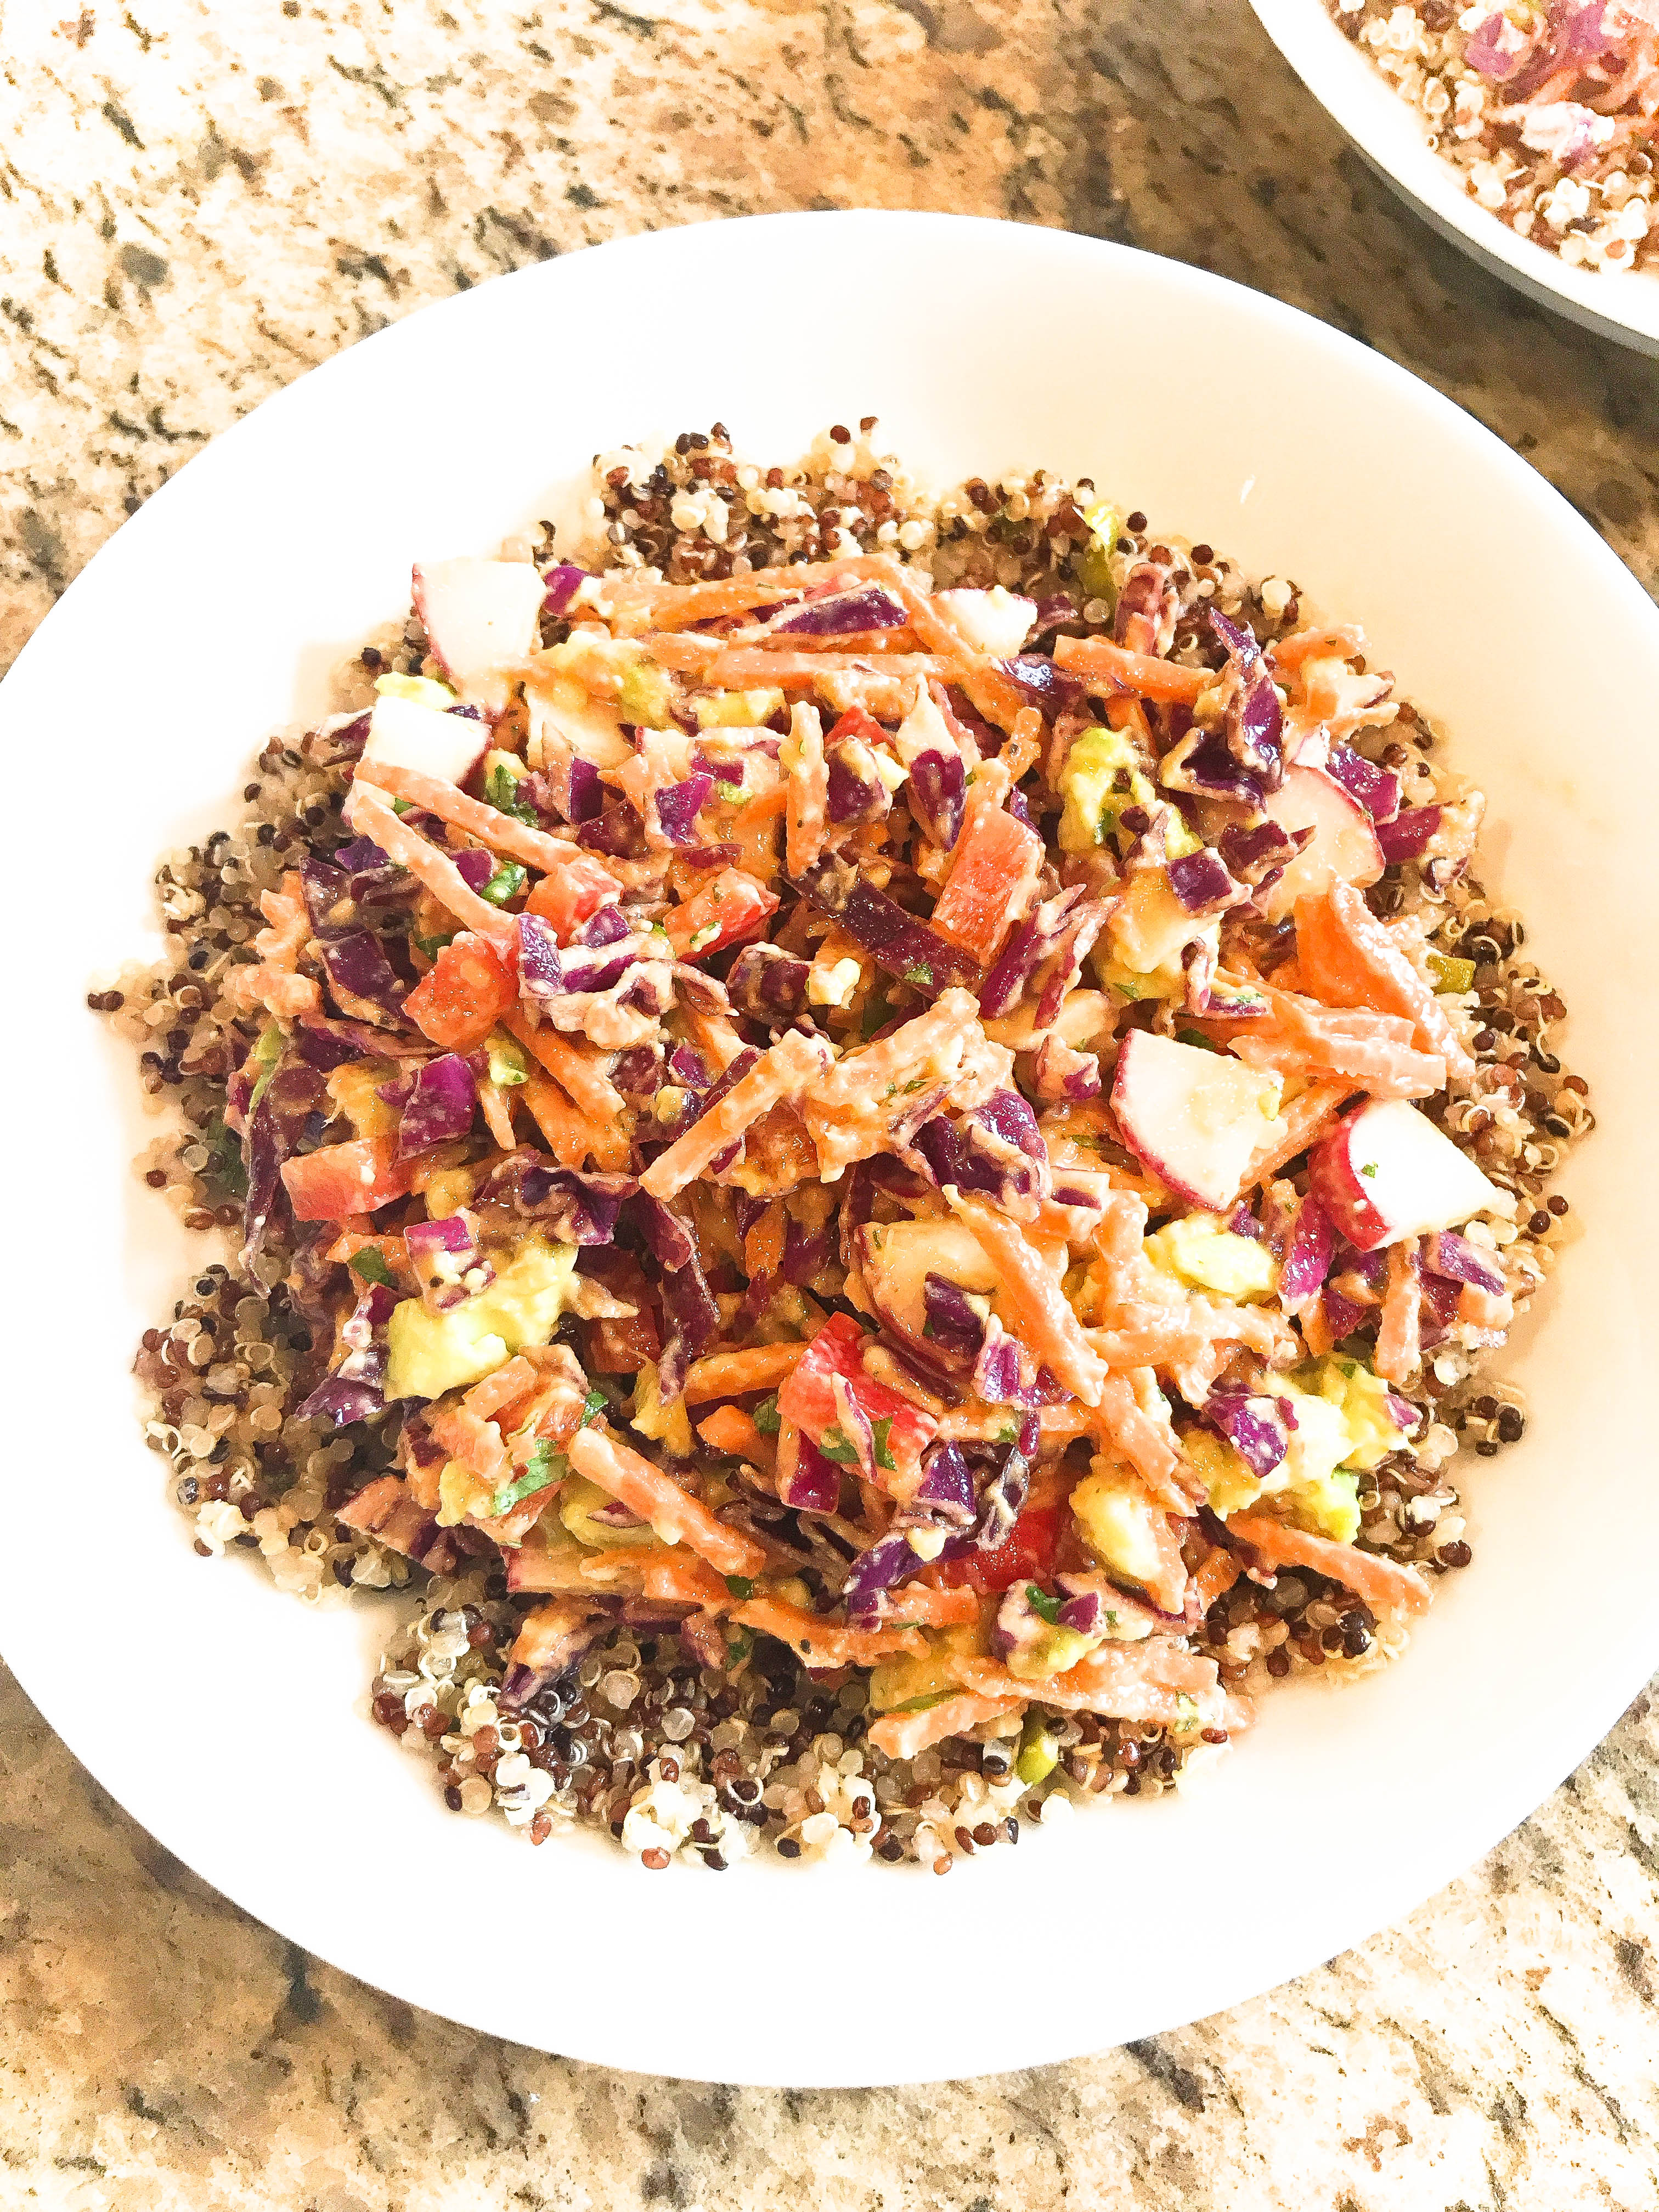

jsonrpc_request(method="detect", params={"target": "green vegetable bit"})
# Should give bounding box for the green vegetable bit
[1015,1713,1062,1786]
[484,759,539,825]
[484,1030,530,1088]
[581,1387,608,1425]
[415,930,456,960]
[349,1248,396,1288]
[488,1440,567,1519]
[1025,1583,1064,1626]
[752,1395,782,1435]
[817,1424,861,1464]
[1427,950,1476,995]
[888,1689,954,1716]
[871,1414,896,1473]
[724,1575,755,1600]
[479,861,528,907]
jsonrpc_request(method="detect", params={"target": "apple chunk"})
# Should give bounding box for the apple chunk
[934,586,1037,658]
[361,693,489,787]
[411,558,546,709]
[1256,764,1383,924]
[1308,1097,1515,1252]
[1110,1030,1286,1210]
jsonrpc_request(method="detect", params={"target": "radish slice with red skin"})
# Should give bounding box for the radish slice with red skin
[411,557,546,711]
[1110,1029,1286,1212]
[361,694,489,788]
[1256,764,1384,924]
[1307,1096,1515,1252]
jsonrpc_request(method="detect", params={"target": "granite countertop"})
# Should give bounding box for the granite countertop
[4,2,1658,2203]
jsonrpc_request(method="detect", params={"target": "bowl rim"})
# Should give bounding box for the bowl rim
[5,208,1659,2085]
[1250,0,1659,353]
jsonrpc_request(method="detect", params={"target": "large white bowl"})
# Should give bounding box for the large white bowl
[1252,0,1659,353]
[3,211,1657,2086]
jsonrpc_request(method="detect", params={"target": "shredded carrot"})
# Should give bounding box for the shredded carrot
[1374,1242,1423,1386]
[353,758,623,894]
[520,1068,630,1171]
[1054,632,1209,703]
[567,1424,766,1578]
[639,1028,832,1201]
[1242,1079,1355,1187]
[695,1404,777,1470]
[882,1583,981,1628]
[946,1189,1107,1407]
[504,1011,625,1123]
[953,1644,1227,1726]
[509,1597,608,1675]
[1296,884,1477,1084]
[683,1341,808,1404]
[639,1551,731,1610]
[733,1596,927,1668]
[344,788,518,956]
[1227,1513,1432,1617]
[477,1079,519,1152]
[867,1691,1020,1762]
[1267,624,1367,670]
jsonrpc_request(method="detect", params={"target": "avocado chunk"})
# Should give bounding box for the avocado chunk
[384,1234,577,1402]
[1143,1213,1279,1302]
[1069,1468,1167,1590]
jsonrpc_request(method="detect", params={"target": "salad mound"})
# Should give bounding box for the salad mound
[106,425,1588,1871]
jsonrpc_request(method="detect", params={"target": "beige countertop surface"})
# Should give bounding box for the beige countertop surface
[3,3,1658,2206]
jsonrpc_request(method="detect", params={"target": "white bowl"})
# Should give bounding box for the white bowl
[1251,0,1659,353]
[3,211,1657,2086]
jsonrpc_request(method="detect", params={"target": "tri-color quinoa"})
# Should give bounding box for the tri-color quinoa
[99,423,1589,1873]
[1330,0,1659,272]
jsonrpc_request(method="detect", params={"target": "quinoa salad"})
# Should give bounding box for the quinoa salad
[1331,0,1659,271]
[100,424,1589,1875]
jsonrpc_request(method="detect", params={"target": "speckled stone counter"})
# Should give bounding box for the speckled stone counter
[4,3,1658,2205]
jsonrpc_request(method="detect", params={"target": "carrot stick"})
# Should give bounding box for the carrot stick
[343,788,518,956]
[881,1583,981,1628]
[353,758,623,892]
[1054,633,1209,704]
[504,1011,625,1123]
[1242,1079,1355,1187]
[733,1596,927,1667]
[567,1425,766,1578]
[639,1028,832,1201]
[683,1341,808,1403]
[520,1069,630,1171]
[1267,624,1367,670]
[1226,1513,1432,1617]
[695,1404,777,1470]
[867,1690,1021,1762]
[946,1189,1108,1408]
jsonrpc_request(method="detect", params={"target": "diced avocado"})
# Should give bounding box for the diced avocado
[437,1458,493,1528]
[630,1357,693,1458]
[244,1020,285,1113]
[1070,1469,1167,1590]
[1075,498,1122,608]
[1016,1713,1062,1784]
[693,687,787,728]
[543,634,674,729]
[326,1057,403,1139]
[1057,726,1154,854]
[1267,1379,1362,1542]
[1300,1354,1415,1473]
[1006,1621,1097,1683]
[1143,1213,1279,1302]
[1183,1428,1261,1519]
[1099,867,1220,996]
[421,1163,481,1222]
[375,672,456,709]
[484,1030,529,1088]
[558,1473,661,1549]
[867,1622,985,1714]
[383,1234,577,1401]
[1427,950,1476,995]
[618,659,673,729]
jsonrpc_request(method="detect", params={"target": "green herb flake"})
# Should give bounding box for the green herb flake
[1025,1583,1064,1626]
[997,1422,1019,1444]
[888,1689,953,1715]
[487,1440,568,1519]
[904,963,936,989]
[752,1395,782,1435]
[714,780,746,804]
[817,1424,860,1465]
[415,930,456,960]
[1359,1163,1378,1180]
[871,1414,896,1472]
[349,1248,396,1289]
[581,1387,608,1426]
[480,860,528,907]
[1177,1027,1220,1052]
[725,1629,755,1664]
[724,1574,755,1600]
[484,761,538,826]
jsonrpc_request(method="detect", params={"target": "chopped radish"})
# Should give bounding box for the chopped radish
[1307,1096,1515,1252]
[1110,1030,1285,1211]
[934,586,1038,659]
[362,693,489,787]
[1256,764,1383,924]
[411,558,545,710]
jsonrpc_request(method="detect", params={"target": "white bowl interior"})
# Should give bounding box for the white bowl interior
[3,211,1657,2085]
[1251,0,1659,352]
